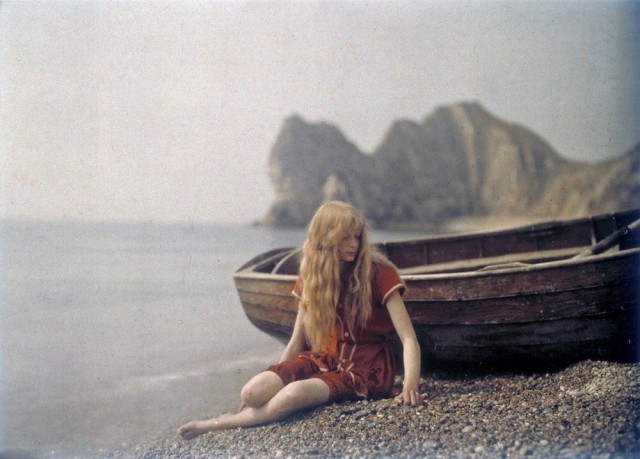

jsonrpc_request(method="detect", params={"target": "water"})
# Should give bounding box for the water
[0,220,422,456]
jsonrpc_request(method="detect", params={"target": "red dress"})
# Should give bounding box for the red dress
[266,263,405,403]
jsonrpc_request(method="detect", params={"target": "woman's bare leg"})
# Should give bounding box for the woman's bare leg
[178,371,284,440]
[178,378,330,440]
[240,371,285,407]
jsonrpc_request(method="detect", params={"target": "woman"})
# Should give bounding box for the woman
[179,201,422,439]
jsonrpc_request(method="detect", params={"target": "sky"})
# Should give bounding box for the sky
[1,0,638,223]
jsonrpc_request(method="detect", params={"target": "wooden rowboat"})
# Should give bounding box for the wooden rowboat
[233,209,640,368]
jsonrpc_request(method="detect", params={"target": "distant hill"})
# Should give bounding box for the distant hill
[260,102,639,228]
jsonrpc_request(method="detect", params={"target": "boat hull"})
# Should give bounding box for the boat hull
[234,210,640,367]
[234,250,639,366]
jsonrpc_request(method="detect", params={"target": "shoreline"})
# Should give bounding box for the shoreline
[115,359,638,459]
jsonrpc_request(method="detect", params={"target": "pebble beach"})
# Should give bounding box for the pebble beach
[118,359,639,459]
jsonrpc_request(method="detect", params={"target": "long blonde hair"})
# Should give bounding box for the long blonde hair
[299,201,395,350]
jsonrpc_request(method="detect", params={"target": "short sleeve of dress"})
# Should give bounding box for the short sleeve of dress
[292,277,303,300]
[373,264,405,305]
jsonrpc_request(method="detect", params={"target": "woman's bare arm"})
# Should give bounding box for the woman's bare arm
[279,303,306,362]
[386,291,422,407]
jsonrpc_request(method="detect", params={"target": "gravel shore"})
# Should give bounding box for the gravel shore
[120,359,638,459]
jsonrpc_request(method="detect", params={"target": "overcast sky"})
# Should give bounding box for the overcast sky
[1,0,638,223]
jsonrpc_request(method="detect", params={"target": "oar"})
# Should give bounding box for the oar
[573,217,640,258]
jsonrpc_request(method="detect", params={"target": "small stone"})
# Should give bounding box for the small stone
[519,444,535,456]
[353,410,369,419]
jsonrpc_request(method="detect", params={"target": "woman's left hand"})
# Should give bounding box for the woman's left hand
[394,386,423,407]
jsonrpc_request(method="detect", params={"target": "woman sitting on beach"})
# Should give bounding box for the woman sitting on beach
[178,201,422,439]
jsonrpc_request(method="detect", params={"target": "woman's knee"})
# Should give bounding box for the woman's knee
[240,371,284,407]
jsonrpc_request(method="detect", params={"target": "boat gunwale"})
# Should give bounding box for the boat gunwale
[379,216,591,246]
[233,246,640,282]
[377,207,640,247]
[235,247,295,273]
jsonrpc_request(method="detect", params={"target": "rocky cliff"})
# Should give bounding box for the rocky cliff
[260,102,639,228]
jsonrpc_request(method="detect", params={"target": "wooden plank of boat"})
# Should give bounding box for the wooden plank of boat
[415,316,622,363]
[405,259,639,363]
[234,274,297,343]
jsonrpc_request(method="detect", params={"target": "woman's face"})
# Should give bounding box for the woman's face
[337,228,361,264]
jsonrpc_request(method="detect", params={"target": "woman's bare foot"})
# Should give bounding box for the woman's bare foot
[178,413,236,440]
[178,420,215,440]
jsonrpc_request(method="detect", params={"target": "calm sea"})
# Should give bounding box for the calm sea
[0,220,422,456]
